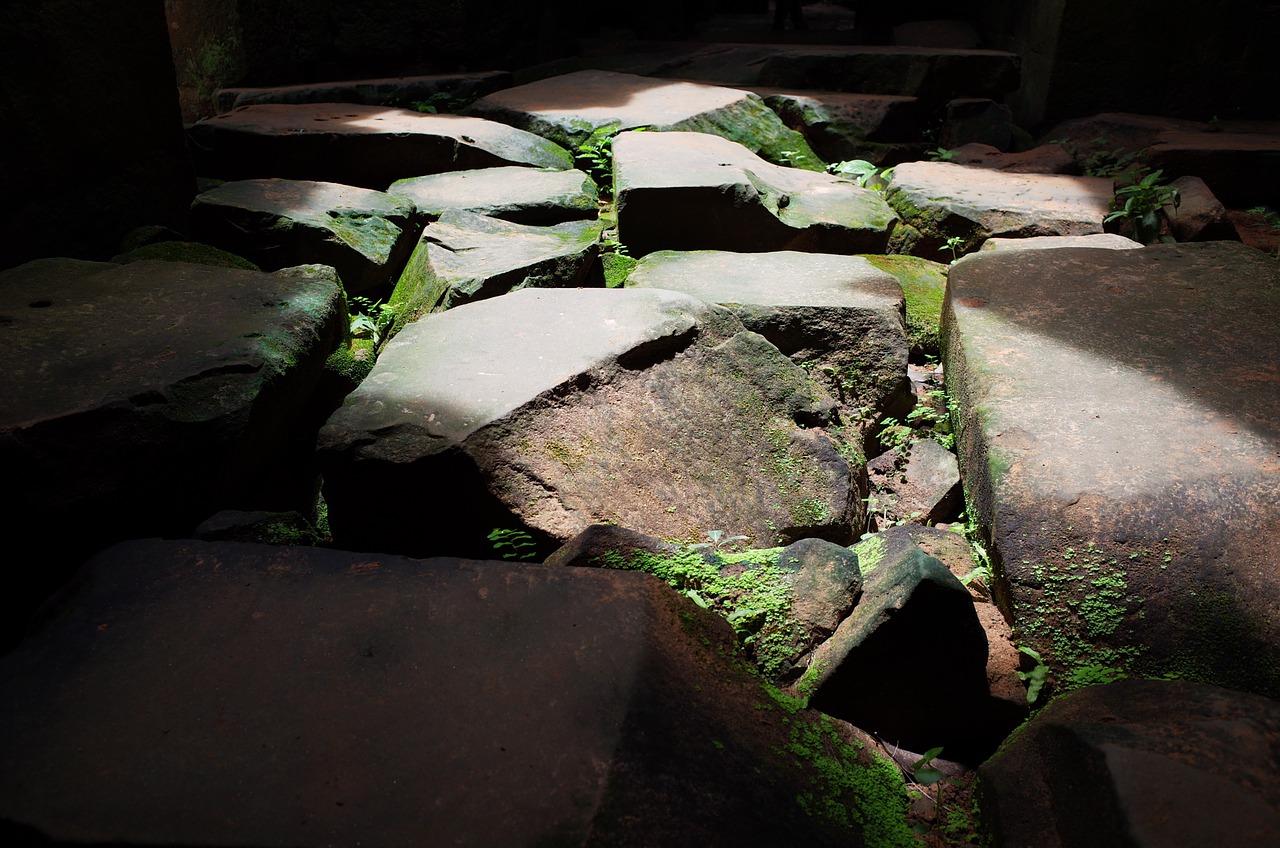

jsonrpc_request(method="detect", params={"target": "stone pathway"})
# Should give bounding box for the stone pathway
[4,6,1280,846]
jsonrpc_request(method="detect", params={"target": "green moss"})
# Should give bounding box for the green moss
[324,340,376,387]
[852,535,886,576]
[116,241,260,271]
[860,254,947,356]
[602,252,637,287]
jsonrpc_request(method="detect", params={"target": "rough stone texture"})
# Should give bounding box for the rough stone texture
[978,233,1144,252]
[112,240,262,270]
[944,242,1280,698]
[545,524,685,568]
[614,131,897,257]
[0,0,194,269]
[1039,112,1203,168]
[878,438,962,526]
[189,179,422,294]
[0,538,897,848]
[1149,130,1280,207]
[626,250,911,423]
[0,259,344,641]
[187,103,574,189]
[318,288,859,559]
[390,167,599,226]
[1166,176,1236,243]
[978,678,1280,848]
[220,71,512,112]
[466,70,823,170]
[801,530,991,760]
[749,88,923,165]
[939,98,1013,151]
[777,537,865,658]
[951,142,1076,173]
[885,161,1113,259]
[390,210,603,325]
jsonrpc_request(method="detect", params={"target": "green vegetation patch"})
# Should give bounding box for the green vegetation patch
[116,241,261,271]
[860,254,947,356]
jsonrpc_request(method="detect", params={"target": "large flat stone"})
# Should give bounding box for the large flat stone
[318,288,860,558]
[389,210,603,326]
[626,250,911,422]
[0,538,907,847]
[749,88,923,164]
[0,259,344,636]
[944,241,1280,697]
[389,166,599,226]
[613,130,897,257]
[187,103,573,189]
[885,161,1113,260]
[466,69,822,170]
[218,70,512,112]
[189,179,422,294]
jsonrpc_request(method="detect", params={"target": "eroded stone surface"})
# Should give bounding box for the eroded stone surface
[627,249,910,422]
[318,288,859,558]
[614,130,897,256]
[187,103,573,188]
[390,166,599,225]
[749,88,922,164]
[219,71,512,112]
[945,242,1280,697]
[0,538,892,848]
[466,69,822,169]
[979,233,1143,252]
[189,179,422,293]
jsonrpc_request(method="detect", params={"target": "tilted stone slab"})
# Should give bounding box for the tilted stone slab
[979,679,1280,848]
[614,131,898,257]
[389,210,603,326]
[627,249,911,423]
[189,179,422,294]
[187,104,573,189]
[0,538,906,847]
[0,259,343,634]
[318,288,859,558]
[218,70,512,112]
[390,166,599,226]
[885,161,1113,259]
[749,88,923,164]
[944,242,1280,698]
[466,69,822,170]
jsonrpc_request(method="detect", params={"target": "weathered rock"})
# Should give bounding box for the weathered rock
[189,179,422,293]
[0,259,344,640]
[219,70,512,112]
[318,288,860,559]
[390,166,599,225]
[885,161,1113,259]
[951,142,1076,173]
[1227,207,1280,255]
[1149,130,1280,208]
[872,438,962,527]
[389,210,603,326]
[193,509,322,546]
[545,524,684,568]
[626,250,911,424]
[750,88,923,164]
[945,242,1280,697]
[466,69,823,170]
[0,538,917,848]
[112,240,262,270]
[614,131,897,257]
[939,98,1013,151]
[978,233,1144,253]
[187,103,574,188]
[892,20,981,49]
[978,679,1280,848]
[1039,112,1204,168]
[859,254,949,357]
[799,530,991,759]
[777,537,864,656]
[1166,175,1236,242]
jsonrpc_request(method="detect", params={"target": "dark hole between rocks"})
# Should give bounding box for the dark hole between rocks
[28,299,52,308]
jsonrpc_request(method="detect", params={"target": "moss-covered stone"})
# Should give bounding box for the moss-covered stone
[860,253,948,356]
[113,240,260,271]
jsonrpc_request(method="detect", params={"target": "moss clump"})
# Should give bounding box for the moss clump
[851,534,887,577]
[115,241,261,271]
[323,339,376,389]
[860,254,948,356]
[602,252,637,287]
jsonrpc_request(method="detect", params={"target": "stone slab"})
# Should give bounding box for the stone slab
[748,88,923,164]
[0,538,885,847]
[187,103,573,189]
[390,166,599,226]
[318,288,859,557]
[189,179,422,294]
[219,70,512,112]
[613,130,897,257]
[944,241,1280,697]
[389,210,603,324]
[626,249,911,419]
[466,69,822,170]
[885,161,1113,259]
[978,233,1143,252]
[1149,130,1280,207]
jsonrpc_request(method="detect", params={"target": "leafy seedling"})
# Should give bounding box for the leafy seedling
[1017,645,1050,704]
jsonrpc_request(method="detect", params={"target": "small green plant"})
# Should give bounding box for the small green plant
[348,295,396,348]
[876,416,914,453]
[1104,168,1181,244]
[942,235,965,263]
[1065,663,1127,689]
[411,91,473,114]
[687,529,749,552]
[1017,645,1050,704]
[487,528,539,561]
[959,564,992,597]
[827,159,894,192]
[576,126,646,197]
[1247,205,1280,229]
[927,147,958,163]
[910,746,945,786]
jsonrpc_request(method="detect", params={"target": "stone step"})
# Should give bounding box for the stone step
[214,70,512,114]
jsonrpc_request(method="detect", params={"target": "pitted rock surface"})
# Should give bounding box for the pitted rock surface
[390,166,599,225]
